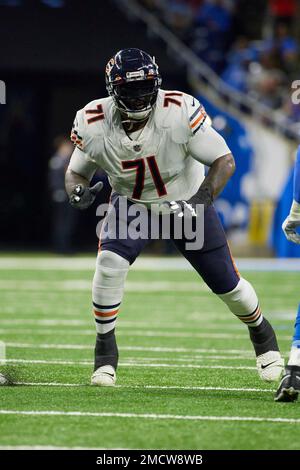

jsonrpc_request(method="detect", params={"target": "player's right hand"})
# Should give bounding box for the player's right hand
[69,182,103,210]
[282,215,300,244]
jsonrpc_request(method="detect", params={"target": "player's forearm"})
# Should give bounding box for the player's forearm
[293,146,300,205]
[200,153,235,200]
[65,168,90,197]
[286,146,300,220]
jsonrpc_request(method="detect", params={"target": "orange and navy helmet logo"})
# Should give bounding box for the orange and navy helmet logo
[105,57,115,75]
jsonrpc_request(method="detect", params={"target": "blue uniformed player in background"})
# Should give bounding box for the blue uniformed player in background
[275,146,300,402]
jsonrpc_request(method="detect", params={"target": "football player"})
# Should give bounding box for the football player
[275,145,300,402]
[65,48,284,386]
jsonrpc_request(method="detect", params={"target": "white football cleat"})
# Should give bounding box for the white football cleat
[91,365,116,387]
[0,373,8,385]
[256,351,284,382]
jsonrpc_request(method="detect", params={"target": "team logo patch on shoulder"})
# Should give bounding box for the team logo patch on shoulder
[189,104,207,135]
[70,129,84,150]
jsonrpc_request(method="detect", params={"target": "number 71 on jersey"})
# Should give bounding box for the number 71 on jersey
[122,155,167,200]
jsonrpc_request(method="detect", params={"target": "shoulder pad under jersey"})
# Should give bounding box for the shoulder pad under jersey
[154,90,208,144]
[70,97,113,158]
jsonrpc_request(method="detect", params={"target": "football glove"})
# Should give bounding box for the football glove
[282,200,300,245]
[164,187,213,218]
[69,182,103,210]
[282,217,300,244]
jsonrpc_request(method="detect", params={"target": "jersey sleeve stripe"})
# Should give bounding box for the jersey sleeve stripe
[192,115,207,135]
[190,112,206,129]
[189,105,202,123]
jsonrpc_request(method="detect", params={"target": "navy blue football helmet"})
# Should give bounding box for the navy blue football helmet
[105,48,162,121]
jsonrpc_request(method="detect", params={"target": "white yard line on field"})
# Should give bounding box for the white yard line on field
[0,409,299,424]
[15,381,83,387]
[121,384,273,393]
[0,319,247,331]
[13,381,274,393]
[4,342,257,355]
[0,319,249,333]
[0,279,297,297]
[0,311,294,324]
[4,355,258,363]
[3,358,256,369]
[7,354,256,362]
[0,328,291,340]
[114,355,254,362]
[4,343,289,356]
[0,446,129,450]
[0,256,300,271]
[0,280,209,292]
[0,311,237,320]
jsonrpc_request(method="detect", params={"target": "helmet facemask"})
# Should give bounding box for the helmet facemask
[112,79,159,121]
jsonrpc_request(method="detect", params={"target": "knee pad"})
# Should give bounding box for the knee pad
[92,250,129,333]
[218,277,262,326]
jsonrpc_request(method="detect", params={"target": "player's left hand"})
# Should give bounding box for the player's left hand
[163,188,213,218]
[282,216,300,244]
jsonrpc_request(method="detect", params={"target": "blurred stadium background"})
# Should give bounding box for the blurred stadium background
[1,0,300,258]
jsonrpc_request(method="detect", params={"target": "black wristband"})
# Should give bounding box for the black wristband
[189,186,213,209]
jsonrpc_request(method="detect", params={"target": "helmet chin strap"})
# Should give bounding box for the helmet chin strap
[127,110,151,121]
[119,107,152,124]
[115,96,152,121]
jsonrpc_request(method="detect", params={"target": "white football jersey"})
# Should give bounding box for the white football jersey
[70,89,230,208]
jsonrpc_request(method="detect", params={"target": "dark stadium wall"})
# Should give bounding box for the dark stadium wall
[0,0,180,74]
[0,0,187,250]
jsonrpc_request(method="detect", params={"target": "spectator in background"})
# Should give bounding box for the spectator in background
[247,49,286,109]
[48,136,80,254]
[192,0,235,72]
[221,36,257,92]
[164,0,194,41]
[268,0,296,28]
[196,0,232,34]
[222,26,299,110]
[139,0,299,124]
[267,23,299,79]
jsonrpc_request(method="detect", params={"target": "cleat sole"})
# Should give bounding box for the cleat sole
[275,387,299,402]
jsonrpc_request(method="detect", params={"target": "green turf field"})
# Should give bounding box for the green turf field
[0,256,299,450]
